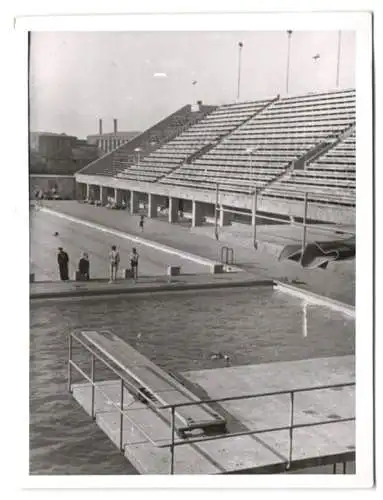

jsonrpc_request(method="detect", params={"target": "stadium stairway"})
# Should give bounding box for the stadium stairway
[262,122,356,207]
[258,122,356,197]
[297,123,355,170]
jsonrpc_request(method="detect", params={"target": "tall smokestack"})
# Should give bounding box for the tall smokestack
[113,118,118,135]
[99,119,103,136]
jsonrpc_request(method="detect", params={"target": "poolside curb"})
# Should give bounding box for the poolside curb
[30,278,274,300]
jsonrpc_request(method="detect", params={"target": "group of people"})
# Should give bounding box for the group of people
[83,197,129,210]
[105,197,128,210]
[57,248,89,281]
[109,245,139,282]
[57,245,139,283]
[34,184,60,201]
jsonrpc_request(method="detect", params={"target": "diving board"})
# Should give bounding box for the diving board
[77,330,227,436]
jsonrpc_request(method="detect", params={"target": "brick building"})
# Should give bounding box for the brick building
[86,119,140,155]
[29,132,99,175]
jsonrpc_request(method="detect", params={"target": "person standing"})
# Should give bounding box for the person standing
[178,199,184,218]
[130,247,139,281]
[78,252,90,280]
[139,215,145,232]
[57,247,69,281]
[109,245,120,282]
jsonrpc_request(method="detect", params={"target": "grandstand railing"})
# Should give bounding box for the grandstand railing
[68,331,355,475]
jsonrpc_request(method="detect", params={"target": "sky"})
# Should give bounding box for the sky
[29,31,355,139]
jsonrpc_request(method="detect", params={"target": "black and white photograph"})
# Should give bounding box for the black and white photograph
[6,5,376,492]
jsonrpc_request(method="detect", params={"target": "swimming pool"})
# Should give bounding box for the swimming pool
[29,286,354,474]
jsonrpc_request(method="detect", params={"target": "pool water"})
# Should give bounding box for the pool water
[30,287,354,474]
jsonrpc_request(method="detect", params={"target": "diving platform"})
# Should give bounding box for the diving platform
[68,331,355,474]
[77,330,226,437]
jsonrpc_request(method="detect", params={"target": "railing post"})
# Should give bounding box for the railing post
[286,391,295,469]
[68,334,73,393]
[333,463,337,474]
[170,406,176,475]
[90,354,95,419]
[343,461,347,474]
[119,378,124,452]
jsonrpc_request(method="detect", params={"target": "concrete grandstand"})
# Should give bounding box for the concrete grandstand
[75,88,355,237]
[76,89,355,226]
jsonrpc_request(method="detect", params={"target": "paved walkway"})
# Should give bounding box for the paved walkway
[38,201,355,305]
[31,206,213,282]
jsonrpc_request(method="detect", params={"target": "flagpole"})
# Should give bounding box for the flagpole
[237,42,243,101]
[286,31,293,95]
[336,31,342,88]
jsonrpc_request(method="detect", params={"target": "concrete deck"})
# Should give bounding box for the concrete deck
[71,355,355,474]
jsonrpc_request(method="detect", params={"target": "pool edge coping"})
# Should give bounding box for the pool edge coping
[30,278,274,300]
[273,281,355,317]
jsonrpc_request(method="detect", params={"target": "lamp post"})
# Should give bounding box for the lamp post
[336,31,342,88]
[286,30,293,94]
[237,41,244,101]
[246,147,257,249]
[246,147,255,193]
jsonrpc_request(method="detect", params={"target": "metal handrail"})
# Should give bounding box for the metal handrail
[159,381,355,409]
[157,416,355,448]
[68,332,356,474]
[71,332,165,403]
[69,366,159,451]
[162,382,355,474]
[68,333,163,449]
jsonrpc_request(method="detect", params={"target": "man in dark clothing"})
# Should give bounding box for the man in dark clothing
[78,252,90,280]
[57,247,69,281]
[178,199,184,218]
